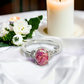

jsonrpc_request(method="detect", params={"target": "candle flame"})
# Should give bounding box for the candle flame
[9,16,20,21]
[14,17,17,20]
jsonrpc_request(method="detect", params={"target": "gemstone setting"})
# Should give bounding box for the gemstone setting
[35,48,49,66]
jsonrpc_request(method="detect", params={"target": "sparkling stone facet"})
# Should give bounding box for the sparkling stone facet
[35,48,49,66]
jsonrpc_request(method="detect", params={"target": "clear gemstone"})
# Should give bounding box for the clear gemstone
[35,48,49,66]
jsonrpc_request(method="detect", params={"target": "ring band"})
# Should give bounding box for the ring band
[22,40,62,66]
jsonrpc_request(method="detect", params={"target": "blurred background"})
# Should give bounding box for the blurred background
[0,0,84,15]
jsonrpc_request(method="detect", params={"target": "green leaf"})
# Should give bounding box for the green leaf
[25,19,27,21]
[23,15,43,39]
[28,17,40,27]
[0,42,9,47]
[14,37,19,42]
[2,31,16,45]
[10,23,14,26]
[38,15,43,20]
[5,28,10,31]
[0,37,2,41]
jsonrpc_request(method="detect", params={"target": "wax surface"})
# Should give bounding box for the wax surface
[47,0,74,37]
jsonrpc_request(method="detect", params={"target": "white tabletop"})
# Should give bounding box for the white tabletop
[0,10,83,22]
[0,11,47,22]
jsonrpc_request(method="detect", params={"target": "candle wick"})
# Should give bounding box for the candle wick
[59,0,61,2]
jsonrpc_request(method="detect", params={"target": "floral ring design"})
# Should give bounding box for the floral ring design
[22,40,62,66]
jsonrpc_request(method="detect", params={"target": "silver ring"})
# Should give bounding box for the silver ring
[22,40,62,66]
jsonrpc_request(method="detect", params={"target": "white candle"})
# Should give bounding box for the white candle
[47,0,74,37]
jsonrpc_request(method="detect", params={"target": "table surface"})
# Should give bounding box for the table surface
[0,10,84,22]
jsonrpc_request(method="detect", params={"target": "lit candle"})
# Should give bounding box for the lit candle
[9,16,20,23]
[47,0,74,37]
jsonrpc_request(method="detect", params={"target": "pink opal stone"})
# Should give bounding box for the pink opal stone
[35,48,49,66]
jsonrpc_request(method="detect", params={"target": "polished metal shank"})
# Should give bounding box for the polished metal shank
[22,40,62,58]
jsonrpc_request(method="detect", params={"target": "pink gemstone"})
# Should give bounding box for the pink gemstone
[35,48,49,66]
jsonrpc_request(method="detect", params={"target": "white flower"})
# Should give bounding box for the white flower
[1,22,10,36]
[13,19,32,35]
[32,31,36,37]
[0,33,3,37]
[9,24,13,31]
[12,34,23,46]
[0,22,13,37]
